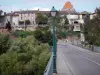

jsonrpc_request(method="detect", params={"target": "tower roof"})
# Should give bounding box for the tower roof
[63,2,73,9]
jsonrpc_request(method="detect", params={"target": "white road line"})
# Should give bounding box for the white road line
[60,50,76,75]
[65,46,100,67]
[81,55,100,66]
[58,43,100,67]
[74,45,100,55]
[67,44,100,57]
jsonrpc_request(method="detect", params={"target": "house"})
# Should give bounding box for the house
[61,2,95,32]
[5,10,38,30]
[4,1,95,31]
[0,10,6,28]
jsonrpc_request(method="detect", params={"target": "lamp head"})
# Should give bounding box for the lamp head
[50,6,57,17]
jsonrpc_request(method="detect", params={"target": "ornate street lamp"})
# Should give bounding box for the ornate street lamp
[50,6,57,73]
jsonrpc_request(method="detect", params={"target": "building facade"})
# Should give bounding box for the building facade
[0,10,6,27]
[3,1,95,31]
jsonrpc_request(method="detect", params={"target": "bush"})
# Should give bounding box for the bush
[0,36,51,75]
[34,27,53,46]
[0,34,11,55]
[84,8,100,46]
[11,31,33,38]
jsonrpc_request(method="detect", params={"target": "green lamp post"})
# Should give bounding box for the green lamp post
[50,6,57,73]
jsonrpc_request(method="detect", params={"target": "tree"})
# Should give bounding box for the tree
[64,15,69,25]
[0,36,51,75]
[0,34,11,55]
[84,8,100,46]
[55,15,69,39]
[6,21,12,32]
[34,27,53,46]
[63,15,69,30]
[0,10,3,15]
[36,12,48,25]
[24,20,31,31]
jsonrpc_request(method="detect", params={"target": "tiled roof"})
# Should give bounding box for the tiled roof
[6,13,19,16]
[62,2,76,14]
[80,11,89,14]
[59,11,78,15]
[6,10,79,16]
[15,10,38,14]
[80,11,93,15]
[38,11,50,14]
[63,2,73,9]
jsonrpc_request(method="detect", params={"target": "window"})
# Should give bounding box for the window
[19,21,24,25]
[21,16,22,20]
[74,21,78,24]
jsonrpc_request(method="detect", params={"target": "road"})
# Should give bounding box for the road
[57,40,100,75]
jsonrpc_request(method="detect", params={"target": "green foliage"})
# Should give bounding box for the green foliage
[36,12,48,25]
[0,36,51,75]
[11,31,33,38]
[57,31,67,39]
[64,15,69,25]
[67,31,80,37]
[6,22,12,31]
[0,34,11,55]
[84,8,100,46]
[55,15,69,39]
[57,30,80,39]
[55,14,61,24]
[34,27,53,46]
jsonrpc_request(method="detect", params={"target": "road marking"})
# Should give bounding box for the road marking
[72,45,100,57]
[61,43,100,57]
[66,46,100,66]
[81,55,100,66]
[58,43,100,67]
[60,50,76,75]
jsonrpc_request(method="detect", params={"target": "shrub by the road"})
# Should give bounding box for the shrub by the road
[0,34,11,55]
[34,27,53,46]
[0,35,51,75]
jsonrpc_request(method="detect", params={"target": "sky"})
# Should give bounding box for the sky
[0,0,100,13]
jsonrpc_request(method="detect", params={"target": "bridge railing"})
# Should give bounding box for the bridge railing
[44,54,53,75]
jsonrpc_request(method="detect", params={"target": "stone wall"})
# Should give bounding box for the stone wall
[94,46,100,53]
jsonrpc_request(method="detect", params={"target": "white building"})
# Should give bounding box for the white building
[5,10,38,30]
[4,1,95,31]
[61,2,95,32]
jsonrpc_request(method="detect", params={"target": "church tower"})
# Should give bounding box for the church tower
[62,2,76,13]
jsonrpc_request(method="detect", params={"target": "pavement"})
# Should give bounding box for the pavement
[56,40,100,75]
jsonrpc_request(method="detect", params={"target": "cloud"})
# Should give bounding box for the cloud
[2,6,50,12]
[24,0,66,4]
[1,5,21,12]
[1,0,100,12]
[32,7,50,11]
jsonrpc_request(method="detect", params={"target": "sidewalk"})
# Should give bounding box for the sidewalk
[57,49,68,75]
[56,41,72,75]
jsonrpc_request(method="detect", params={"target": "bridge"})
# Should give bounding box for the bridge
[44,40,100,75]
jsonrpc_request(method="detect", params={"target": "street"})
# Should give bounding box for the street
[57,40,100,75]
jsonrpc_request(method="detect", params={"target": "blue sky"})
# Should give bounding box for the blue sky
[0,0,100,13]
